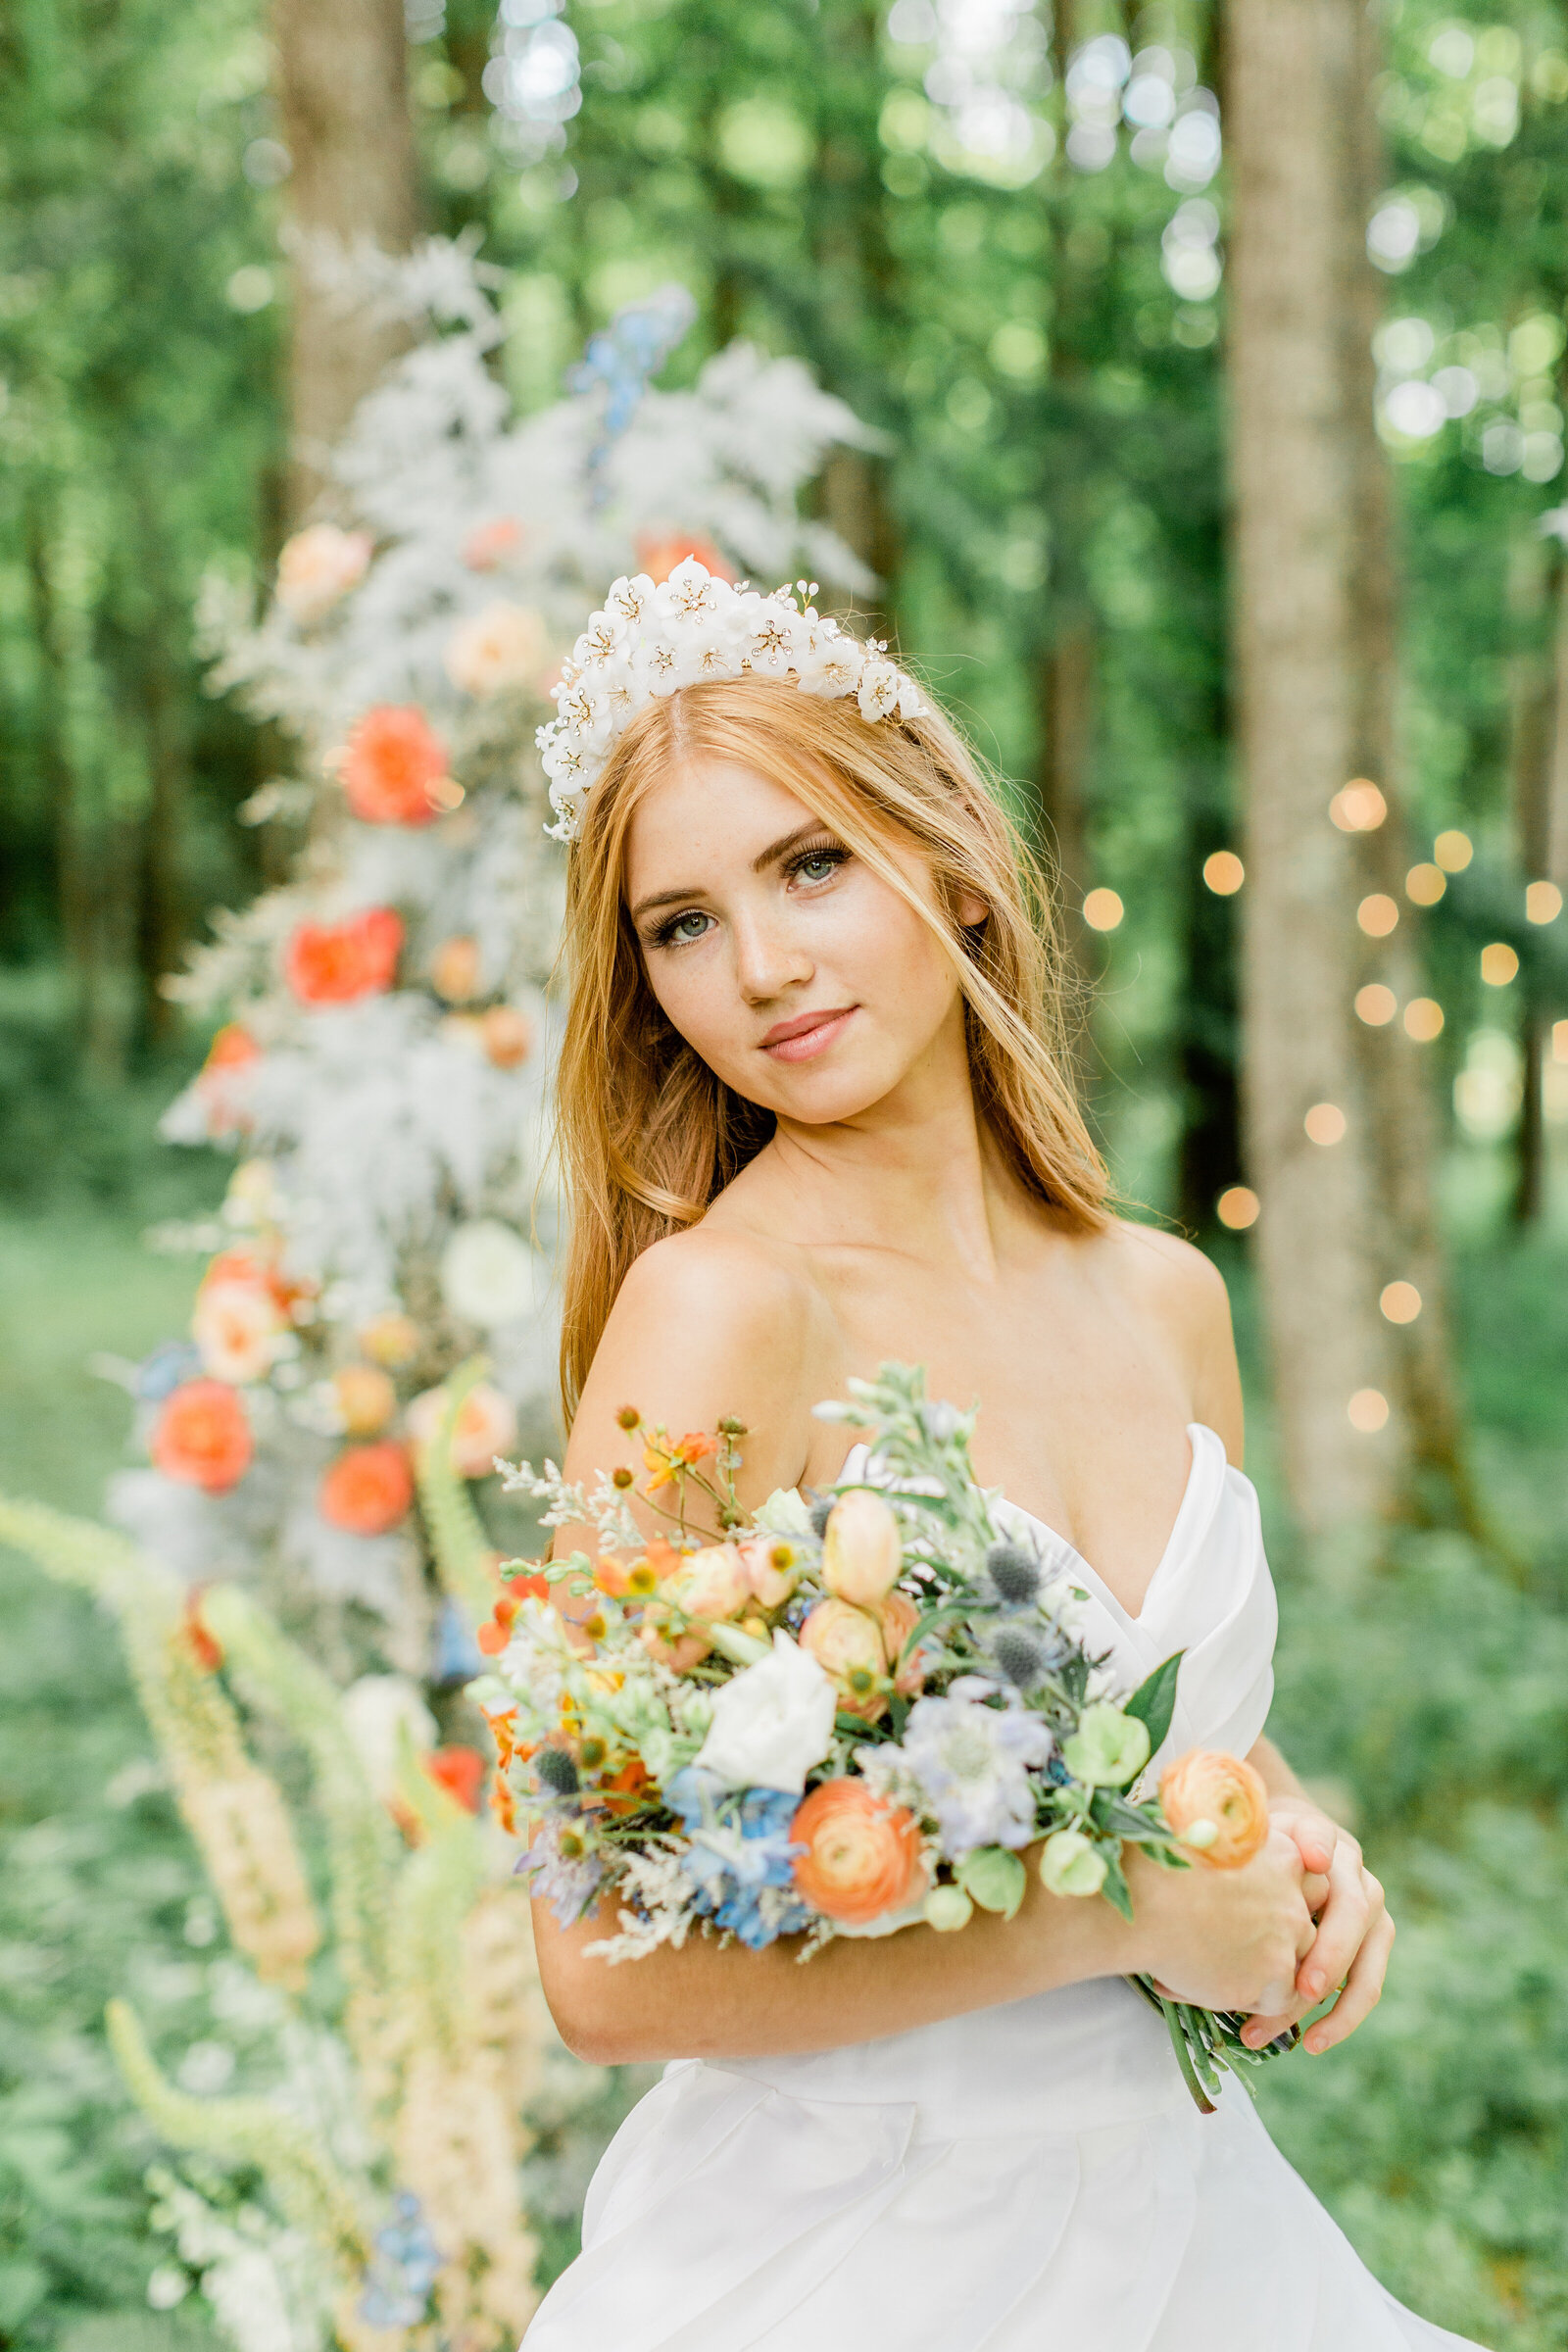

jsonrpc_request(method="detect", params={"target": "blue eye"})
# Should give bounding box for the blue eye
[790,844,848,886]
[653,908,712,948]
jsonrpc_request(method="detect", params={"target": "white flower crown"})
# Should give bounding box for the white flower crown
[536,558,926,842]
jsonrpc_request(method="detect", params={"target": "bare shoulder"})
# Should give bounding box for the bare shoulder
[569,1223,829,1503]
[1099,1218,1245,1459]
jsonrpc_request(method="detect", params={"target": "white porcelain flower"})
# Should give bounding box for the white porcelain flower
[695,1631,838,1793]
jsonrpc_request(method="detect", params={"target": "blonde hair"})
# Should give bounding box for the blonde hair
[554,675,1107,1420]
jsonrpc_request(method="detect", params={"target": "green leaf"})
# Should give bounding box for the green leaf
[1124,1650,1183,1752]
[958,1845,1027,1918]
[1099,1851,1134,1921]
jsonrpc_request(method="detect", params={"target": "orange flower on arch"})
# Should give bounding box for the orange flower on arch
[318,1440,415,1535]
[637,533,735,587]
[339,706,451,826]
[152,1380,254,1494]
[284,907,404,1006]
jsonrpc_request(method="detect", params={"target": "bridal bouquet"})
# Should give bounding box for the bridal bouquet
[473,1364,1289,2110]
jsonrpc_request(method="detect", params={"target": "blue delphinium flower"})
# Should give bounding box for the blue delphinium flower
[360,2190,441,2328]
[665,1768,812,1949]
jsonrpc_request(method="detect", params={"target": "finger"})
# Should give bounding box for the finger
[1303,1907,1396,2053]
[1288,1815,1338,1875]
[1295,1850,1376,2008]
[1300,1868,1331,1916]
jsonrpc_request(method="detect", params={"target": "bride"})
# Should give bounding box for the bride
[521,564,1480,2348]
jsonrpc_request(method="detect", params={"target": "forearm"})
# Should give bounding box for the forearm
[533,1860,1142,2066]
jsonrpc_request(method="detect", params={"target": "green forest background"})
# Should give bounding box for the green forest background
[3,0,1568,2344]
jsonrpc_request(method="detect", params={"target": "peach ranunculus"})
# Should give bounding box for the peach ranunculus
[636,532,735,586]
[339,706,452,827]
[1158,1749,1271,1869]
[480,1004,533,1068]
[333,1363,397,1437]
[799,1596,889,1721]
[444,601,549,697]
[463,514,524,571]
[192,1277,289,1386]
[666,1544,751,1623]
[429,934,482,1004]
[737,1534,803,1611]
[284,907,404,1006]
[877,1590,929,1696]
[152,1379,255,1494]
[821,1490,903,1607]
[275,523,372,622]
[791,1779,926,1926]
[318,1440,415,1535]
[405,1380,517,1480]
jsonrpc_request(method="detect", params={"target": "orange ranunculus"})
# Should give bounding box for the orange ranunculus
[152,1380,254,1494]
[791,1780,925,1927]
[423,1745,485,1813]
[339,706,450,827]
[1158,1749,1271,1869]
[636,532,735,586]
[738,1534,801,1610]
[284,907,404,1006]
[318,1440,415,1535]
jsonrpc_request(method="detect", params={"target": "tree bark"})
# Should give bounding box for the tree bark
[272,0,420,520]
[1337,0,1467,1495]
[1227,0,1401,1527]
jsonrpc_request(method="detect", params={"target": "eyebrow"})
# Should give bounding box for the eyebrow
[628,822,836,926]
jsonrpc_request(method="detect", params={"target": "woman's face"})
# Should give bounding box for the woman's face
[623,757,978,1126]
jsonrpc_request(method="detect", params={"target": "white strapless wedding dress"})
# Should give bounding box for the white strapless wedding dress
[524,1426,1483,2350]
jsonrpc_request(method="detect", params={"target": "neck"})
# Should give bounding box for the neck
[760,1004,1018,1283]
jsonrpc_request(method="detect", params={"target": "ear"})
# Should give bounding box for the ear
[955,887,989,929]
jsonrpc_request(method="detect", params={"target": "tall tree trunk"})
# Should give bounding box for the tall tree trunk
[272,0,420,520]
[1228,0,1402,1527]
[1036,621,1092,914]
[1338,0,1467,1498]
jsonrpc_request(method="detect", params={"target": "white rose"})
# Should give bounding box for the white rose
[694,1631,838,1793]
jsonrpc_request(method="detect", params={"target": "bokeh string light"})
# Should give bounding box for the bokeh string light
[1358,892,1400,937]
[1525,879,1563,924]
[1356,983,1397,1026]
[1348,1388,1391,1434]
[1480,942,1520,986]
[1406,861,1446,905]
[1215,1186,1259,1231]
[1082,887,1124,933]
[1202,850,1244,895]
[1304,1102,1348,1147]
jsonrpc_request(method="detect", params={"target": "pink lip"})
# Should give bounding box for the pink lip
[760,1005,858,1062]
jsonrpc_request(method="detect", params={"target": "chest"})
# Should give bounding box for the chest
[801,1255,1198,1618]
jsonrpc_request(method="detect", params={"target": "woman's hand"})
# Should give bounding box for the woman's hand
[1128,1827,1317,2018]
[1240,1794,1395,2054]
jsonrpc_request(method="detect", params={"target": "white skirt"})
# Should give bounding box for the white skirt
[523,1979,1484,2350]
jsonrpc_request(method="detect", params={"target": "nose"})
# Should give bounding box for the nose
[731,905,813,1005]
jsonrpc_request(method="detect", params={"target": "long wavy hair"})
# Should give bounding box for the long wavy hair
[553,674,1108,1420]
